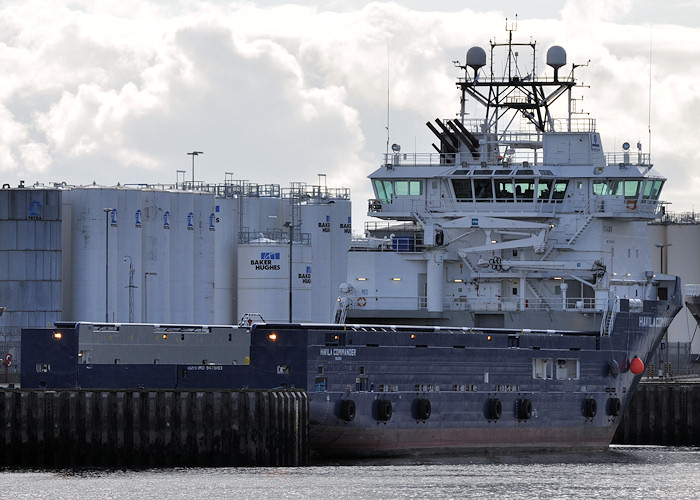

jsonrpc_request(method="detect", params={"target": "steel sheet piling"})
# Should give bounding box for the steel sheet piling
[0,389,308,467]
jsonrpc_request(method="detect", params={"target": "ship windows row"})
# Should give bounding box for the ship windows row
[452,178,568,203]
[374,180,422,203]
[373,177,664,205]
[533,358,580,380]
[592,179,663,201]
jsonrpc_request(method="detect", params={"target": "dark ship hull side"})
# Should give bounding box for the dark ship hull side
[251,290,681,457]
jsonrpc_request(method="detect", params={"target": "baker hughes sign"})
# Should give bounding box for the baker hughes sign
[251,252,282,271]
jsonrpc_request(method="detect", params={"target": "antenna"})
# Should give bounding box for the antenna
[386,41,390,165]
[648,24,653,158]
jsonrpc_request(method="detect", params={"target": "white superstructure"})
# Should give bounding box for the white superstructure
[341,29,669,333]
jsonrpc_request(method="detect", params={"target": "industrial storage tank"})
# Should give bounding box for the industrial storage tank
[142,188,173,323]
[63,186,119,323]
[648,217,700,359]
[329,197,352,319]
[115,187,145,323]
[300,202,331,322]
[239,189,285,234]
[192,191,216,323]
[213,197,238,324]
[0,185,63,332]
[237,240,312,323]
[169,191,195,323]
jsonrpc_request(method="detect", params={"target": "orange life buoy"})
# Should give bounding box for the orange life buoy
[626,200,637,210]
[357,297,367,307]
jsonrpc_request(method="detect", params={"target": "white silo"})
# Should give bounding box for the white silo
[193,191,216,323]
[141,188,173,323]
[65,186,119,323]
[237,239,312,323]
[238,242,289,322]
[213,196,238,324]
[300,202,331,322]
[169,191,195,323]
[115,187,145,323]
[329,197,352,321]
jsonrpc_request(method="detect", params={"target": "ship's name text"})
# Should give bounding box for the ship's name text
[320,348,357,357]
[638,316,671,329]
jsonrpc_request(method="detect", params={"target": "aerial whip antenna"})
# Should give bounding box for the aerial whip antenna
[386,41,390,165]
[648,24,653,158]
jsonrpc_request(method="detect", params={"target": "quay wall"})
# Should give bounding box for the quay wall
[0,389,309,467]
[614,380,700,446]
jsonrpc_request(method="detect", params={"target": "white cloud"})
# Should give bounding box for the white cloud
[0,0,698,222]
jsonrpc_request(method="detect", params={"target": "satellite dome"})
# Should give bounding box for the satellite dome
[546,46,567,69]
[466,46,487,71]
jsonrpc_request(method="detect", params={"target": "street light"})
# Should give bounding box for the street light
[284,221,293,323]
[103,208,114,322]
[187,151,204,186]
[144,272,157,323]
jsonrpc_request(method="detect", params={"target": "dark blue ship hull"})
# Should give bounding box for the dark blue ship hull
[20,287,682,457]
[248,292,681,456]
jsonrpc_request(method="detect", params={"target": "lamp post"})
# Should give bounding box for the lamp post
[284,221,293,323]
[124,255,135,323]
[103,208,114,322]
[187,151,203,186]
[144,272,157,323]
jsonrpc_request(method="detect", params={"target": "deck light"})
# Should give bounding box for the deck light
[392,277,402,281]
[53,332,62,340]
[357,277,367,281]
[269,333,278,341]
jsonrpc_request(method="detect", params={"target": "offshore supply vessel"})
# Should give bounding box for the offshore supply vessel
[22,30,682,457]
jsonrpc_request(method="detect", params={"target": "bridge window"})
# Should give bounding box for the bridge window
[495,179,514,202]
[514,179,535,201]
[452,179,473,200]
[537,179,552,201]
[474,179,493,201]
[552,180,569,201]
[394,180,422,196]
[374,180,394,203]
[642,180,663,201]
[374,180,421,203]
[623,180,640,199]
[593,180,611,195]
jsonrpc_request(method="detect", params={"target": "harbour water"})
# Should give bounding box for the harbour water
[0,446,697,499]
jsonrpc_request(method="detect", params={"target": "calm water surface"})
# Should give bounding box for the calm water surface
[0,446,698,499]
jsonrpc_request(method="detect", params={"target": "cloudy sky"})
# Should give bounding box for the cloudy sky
[2,0,699,224]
